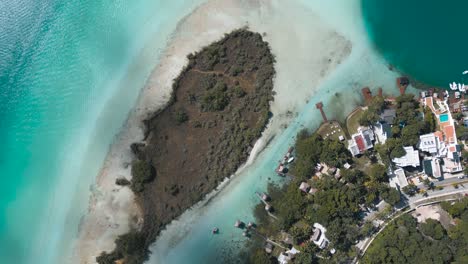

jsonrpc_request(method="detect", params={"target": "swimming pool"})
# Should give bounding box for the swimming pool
[440,114,449,122]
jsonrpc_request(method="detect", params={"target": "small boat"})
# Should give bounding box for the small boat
[461,84,466,92]
[234,220,244,228]
[212,227,219,234]
[463,70,468,75]
[450,83,457,90]
[287,157,295,164]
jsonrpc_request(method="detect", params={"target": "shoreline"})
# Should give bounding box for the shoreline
[74,0,353,263]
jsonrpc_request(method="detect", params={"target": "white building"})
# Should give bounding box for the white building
[348,127,375,157]
[392,146,420,168]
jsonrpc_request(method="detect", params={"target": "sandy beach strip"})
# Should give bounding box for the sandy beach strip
[73,0,352,263]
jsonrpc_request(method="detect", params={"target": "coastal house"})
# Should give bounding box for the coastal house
[299,182,310,193]
[380,109,396,124]
[388,168,409,189]
[277,253,292,264]
[373,122,392,144]
[423,158,443,179]
[311,223,330,249]
[392,146,420,168]
[348,127,375,157]
[308,188,318,195]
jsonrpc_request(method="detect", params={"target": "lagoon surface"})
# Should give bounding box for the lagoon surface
[362,0,468,87]
[0,0,463,264]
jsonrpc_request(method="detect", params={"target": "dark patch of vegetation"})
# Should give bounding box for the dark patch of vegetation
[97,231,149,264]
[201,81,230,111]
[359,96,385,127]
[116,178,131,186]
[364,198,468,263]
[130,160,155,193]
[291,131,351,180]
[174,109,189,124]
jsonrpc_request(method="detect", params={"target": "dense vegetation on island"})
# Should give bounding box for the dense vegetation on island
[363,198,468,263]
[97,29,276,264]
[248,128,401,264]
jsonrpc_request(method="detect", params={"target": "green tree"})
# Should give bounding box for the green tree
[319,139,351,167]
[423,107,437,132]
[201,81,230,111]
[294,253,318,264]
[420,219,446,240]
[369,164,388,182]
[359,110,380,127]
[380,187,401,206]
[402,184,418,196]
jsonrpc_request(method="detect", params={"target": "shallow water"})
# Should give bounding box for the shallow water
[0,0,201,263]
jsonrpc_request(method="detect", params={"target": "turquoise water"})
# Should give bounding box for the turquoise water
[0,1,200,263]
[440,114,449,123]
[361,0,468,87]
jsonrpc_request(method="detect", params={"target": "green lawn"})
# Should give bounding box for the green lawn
[317,121,346,141]
[346,107,364,134]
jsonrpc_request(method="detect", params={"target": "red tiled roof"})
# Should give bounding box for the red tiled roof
[444,125,455,143]
[354,135,365,153]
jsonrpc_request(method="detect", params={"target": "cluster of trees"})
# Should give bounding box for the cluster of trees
[362,214,453,263]
[364,198,468,263]
[359,96,385,126]
[96,231,149,264]
[201,81,231,111]
[374,94,437,165]
[291,130,351,180]
[248,129,402,263]
[130,160,156,193]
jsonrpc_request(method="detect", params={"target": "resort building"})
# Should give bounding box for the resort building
[348,127,375,157]
[420,93,463,174]
[392,146,420,168]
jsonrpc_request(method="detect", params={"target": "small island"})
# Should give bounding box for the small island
[245,88,468,264]
[97,29,275,263]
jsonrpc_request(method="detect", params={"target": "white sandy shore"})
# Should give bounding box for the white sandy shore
[74,0,352,263]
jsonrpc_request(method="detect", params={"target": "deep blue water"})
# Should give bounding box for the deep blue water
[362,0,468,87]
